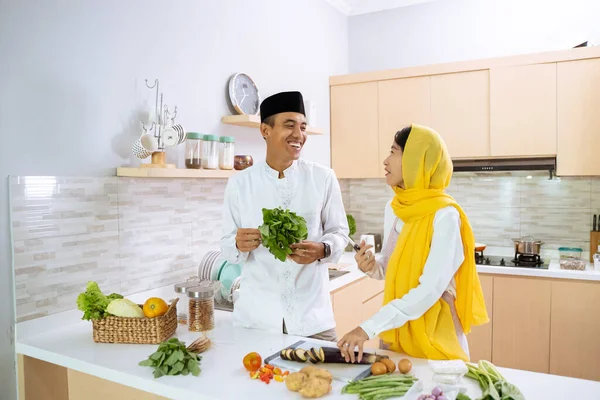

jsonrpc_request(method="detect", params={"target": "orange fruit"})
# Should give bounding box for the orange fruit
[143,297,168,318]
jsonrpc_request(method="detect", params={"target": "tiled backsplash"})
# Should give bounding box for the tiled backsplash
[10,173,600,322]
[340,175,600,252]
[10,176,227,322]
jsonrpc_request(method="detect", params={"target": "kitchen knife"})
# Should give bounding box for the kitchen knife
[340,231,361,252]
[594,215,597,232]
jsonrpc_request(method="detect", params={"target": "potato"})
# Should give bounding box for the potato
[298,376,332,398]
[371,362,388,376]
[285,372,306,392]
[398,358,412,374]
[381,358,396,373]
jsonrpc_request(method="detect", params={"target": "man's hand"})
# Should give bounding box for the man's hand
[337,326,369,363]
[289,241,325,264]
[235,228,261,253]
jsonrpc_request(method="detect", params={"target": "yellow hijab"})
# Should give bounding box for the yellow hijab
[379,124,489,361]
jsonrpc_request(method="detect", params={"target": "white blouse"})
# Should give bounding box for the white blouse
[220,160,349,337]
[359,201,468,355]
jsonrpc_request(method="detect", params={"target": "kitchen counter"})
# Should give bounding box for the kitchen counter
[16,286,600,400]
[332,252,600,283]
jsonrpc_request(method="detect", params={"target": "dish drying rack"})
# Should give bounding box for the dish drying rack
[197,251,240,312]
[141,78,180,168]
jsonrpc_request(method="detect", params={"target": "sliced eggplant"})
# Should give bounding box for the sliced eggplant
[309,348,320,363]
[294,349,308,362]
[280,349,287,360]
[318,347,325,363]
[307,350,318,364]
[285,349,295,361]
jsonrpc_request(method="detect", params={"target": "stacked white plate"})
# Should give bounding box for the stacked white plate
[197,251,224,281]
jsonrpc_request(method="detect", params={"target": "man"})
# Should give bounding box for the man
[220,91,349,341]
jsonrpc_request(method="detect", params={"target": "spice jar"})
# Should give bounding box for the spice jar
[173,276,200,324]
[219,136,235,170]
[187,282,215,332]
[202,135,219,170]
[184,132,203,169]
[234,155,254,170]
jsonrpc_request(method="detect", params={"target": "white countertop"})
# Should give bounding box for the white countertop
[16,286,600,400]
[332,252,600,283]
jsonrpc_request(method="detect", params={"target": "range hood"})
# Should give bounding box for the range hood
[452,157,556,178]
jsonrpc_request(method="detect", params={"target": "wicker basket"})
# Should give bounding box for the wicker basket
[92,298,178,344]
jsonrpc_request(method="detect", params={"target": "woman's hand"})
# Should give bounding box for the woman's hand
[337,326,369,363]
[355,240,376,273]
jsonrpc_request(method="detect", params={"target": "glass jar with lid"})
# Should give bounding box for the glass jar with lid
[173,276,200,324]
[219,136,235,170]
[184,132,203,169]
[202,135,219,170]
[187,282,216,332]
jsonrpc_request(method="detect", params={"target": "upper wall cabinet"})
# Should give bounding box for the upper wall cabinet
[430,71,490,159]
[330,47,600,178]
[557,58,600,176]
[490,64,557,157]
[330,82,380,178]
[378,77,430,177]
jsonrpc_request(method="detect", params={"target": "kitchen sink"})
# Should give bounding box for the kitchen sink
[328,269,350,281]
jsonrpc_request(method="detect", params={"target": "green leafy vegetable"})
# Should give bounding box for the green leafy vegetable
[466,360,525,400]
[346,214,356,236]
[138,338,202,379]
[258,207,308,262]
[76,281,123,320]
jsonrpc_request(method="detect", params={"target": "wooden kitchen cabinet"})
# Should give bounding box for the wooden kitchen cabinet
[330,82,380,178]
[332,284,363,340]
[362,292,384,349]
[467,274,493,362]
[490,63,557,157]
[557,58,600,176]
[550,280,600,381]
[332,277,384,348]
[492,276,551,373]
[378,77,430,177]
[430,70,490,158]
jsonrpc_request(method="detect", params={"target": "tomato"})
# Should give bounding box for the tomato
[243,352,262,372]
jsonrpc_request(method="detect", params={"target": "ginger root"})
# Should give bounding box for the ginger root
[299,376,332,398]
[286,367,333,398]
[285,372,306,392]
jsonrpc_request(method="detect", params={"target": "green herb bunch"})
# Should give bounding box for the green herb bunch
[258,207,308,262]
[138,338,201,378]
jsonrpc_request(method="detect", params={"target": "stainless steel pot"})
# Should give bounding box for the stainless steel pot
[512,236,544,255]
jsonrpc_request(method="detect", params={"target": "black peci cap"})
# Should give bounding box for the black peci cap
[259,91,305,123]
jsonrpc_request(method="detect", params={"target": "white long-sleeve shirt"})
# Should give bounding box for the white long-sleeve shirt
[220,160,349,337]
[359,201,469,355]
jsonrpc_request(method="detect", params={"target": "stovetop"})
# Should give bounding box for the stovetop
[475,254,550,269]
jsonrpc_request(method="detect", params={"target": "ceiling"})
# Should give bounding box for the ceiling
[325,0,438,16]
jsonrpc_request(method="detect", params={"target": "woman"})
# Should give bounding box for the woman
[337,124,489,363]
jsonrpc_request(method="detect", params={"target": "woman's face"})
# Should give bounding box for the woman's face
[383,140,404,188]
